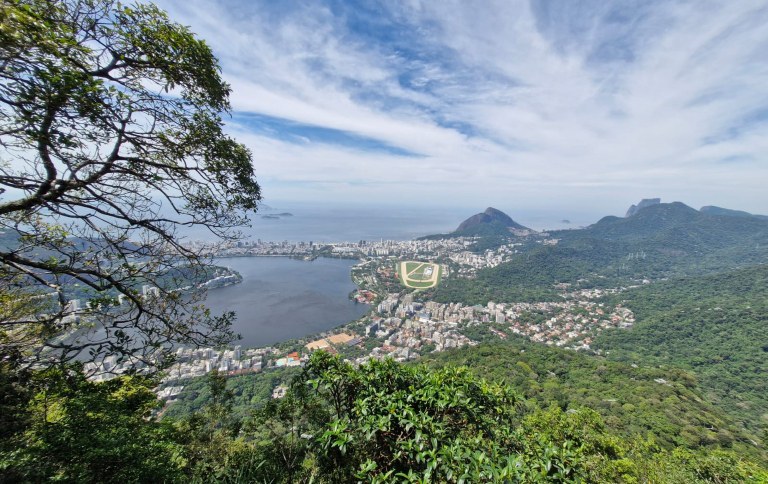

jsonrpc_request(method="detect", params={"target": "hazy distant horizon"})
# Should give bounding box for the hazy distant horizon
[256,196,766,226]
[178,197,765,244]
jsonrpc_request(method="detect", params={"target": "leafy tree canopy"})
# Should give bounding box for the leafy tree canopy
[0,362,185,482]
[0,0,260,366]
[183,352,768,483]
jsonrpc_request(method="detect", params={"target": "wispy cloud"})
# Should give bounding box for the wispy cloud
[156,0,768,215]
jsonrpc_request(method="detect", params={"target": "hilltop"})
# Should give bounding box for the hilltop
[455,207,529,233]
[625,197,661,217]
[700,205,768,220]
[418,207,531,241]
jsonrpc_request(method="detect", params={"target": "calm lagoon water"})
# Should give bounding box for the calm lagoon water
[204,256,369,348]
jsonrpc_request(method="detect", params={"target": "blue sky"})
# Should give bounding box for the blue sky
[155,0,768,217]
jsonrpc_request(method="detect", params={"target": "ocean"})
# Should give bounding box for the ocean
[183,201,595,244]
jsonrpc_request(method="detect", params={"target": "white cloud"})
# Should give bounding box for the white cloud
[155,0,768,216]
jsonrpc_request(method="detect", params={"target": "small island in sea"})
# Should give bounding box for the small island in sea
[261,212,293,220]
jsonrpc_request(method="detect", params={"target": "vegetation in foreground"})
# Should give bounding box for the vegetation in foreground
[4,352,767,482]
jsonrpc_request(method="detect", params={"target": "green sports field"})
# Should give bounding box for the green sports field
[399,261,441,289]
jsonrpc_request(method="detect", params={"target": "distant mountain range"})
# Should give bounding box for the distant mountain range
[419,199,768,246]
[623,198,767,221]
[586,200,768,256]
[430,198,768,304]
[699,205,768,220]
[563,199,768,276]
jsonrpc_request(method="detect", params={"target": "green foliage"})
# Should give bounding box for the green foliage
[301,352,525,481]
[631,446,768,483]
[0,355,33,481]
[423,339,765,461]
[595,265,768,440]
[162,366,300,420]
[205,352,697,483]
[1,365,185,483]
[0,0,261,367]
[6,352,765,482]
[174,369,250,482]
[169,352,768,482]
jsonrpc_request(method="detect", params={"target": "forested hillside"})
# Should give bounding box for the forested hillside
[424,339,765,460]
[432,202,768,306]
[423,202,768,471]
[594,265,768,438]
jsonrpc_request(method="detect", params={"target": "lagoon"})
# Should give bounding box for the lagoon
[204,256,369,348]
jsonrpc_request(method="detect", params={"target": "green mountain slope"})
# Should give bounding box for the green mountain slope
[557,202,768,276]
[700,205,768,220]
[432,202,768,306]
[594,265,768,438]
[422,338,765,460]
